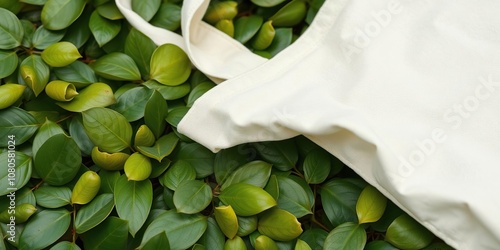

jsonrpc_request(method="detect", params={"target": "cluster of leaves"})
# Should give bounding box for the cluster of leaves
[0,0,454,249]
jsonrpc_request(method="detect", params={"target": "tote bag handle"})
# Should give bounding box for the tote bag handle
[115,0,268,82]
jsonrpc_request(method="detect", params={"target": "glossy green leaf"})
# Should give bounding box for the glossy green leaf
[33,185,71,208]
[186,81,215,107]
[0,83,25,110]
[269,0,307,27]
[234,16,263,44]
[0,50,18,78]
[160,160,197,191]
[20,19,35,48]
[215,19,234,37]
[68,115,94,156]
[251,0,286,7]
[71,170,101,205]
[150,44,191,86]
[252,139,298,171]
[303,149,331,184]
[255,235,278,250]
[125,28,157,78]
[137,132,179,162]
[295,239,312,250]
[142,210,207,250]
[32,25,66,50]
[320,179,363,227]
[99,170,121,194]
[132,0,161,21]
[288,175,315,206]
[45,80,79,102]
[41,0,86,30]
[364,240,399,250]
[82,216,128,250]
[258,208,302,241]
[96,2,124,20]
[89,10,121,47]
[323,222,366,250]
[0,7,23,49]
[82,107,132,153]
[112,87,154,121]
[173,142,215,178]
[58,82,116,112]
[276,175,312,218]
[92,52,141,81]
[224,236,246,250]
[237,215,257,237]
[140,231,170,250]
[173,180,212,214]
[204,1,238,24]
[124,152,152,181]
[264,175,279,201]
[165,106,190,127]
[143,80,191,101]
[0,107,39,147]
[34,133,82,185]
[198,217,225,250]
[221,161,272,190]
[53,60,98,88]
[385,214,434,249]
[18,209,71,250]
[0,151,32,196]
[20,55,50,96]
[62,8,92,49]
[356,185,387,224]
[150,158,171,178]
[299,228,328,250]
[150,3,181,31]
[75,193,115,234]
[219,183,277,216]
[0,0,22,14]
[41,41,81,67]
[135,124,156,148]
[114,175,153,236]
[144,90,168,139]
[214,146,252,184]
[214,205,238,239]
[50,241,82,250]
[252,20,275,50]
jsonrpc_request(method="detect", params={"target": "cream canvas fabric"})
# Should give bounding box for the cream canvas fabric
[117,0,500,249]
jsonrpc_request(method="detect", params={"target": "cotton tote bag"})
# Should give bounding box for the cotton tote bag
[117,0,500,249]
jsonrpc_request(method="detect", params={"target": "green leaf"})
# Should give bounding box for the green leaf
[323,222,366,250]
[165,106,190,127]
[34,134,82,185]
[258,208,303,241]
[160,160,197,191]
[68,115,95,156]
[0,0,22,14]
[251,0,286,7]
[422,242,455,250]
[132,0,161,21]
[219,183,277,216]
[288,175,315,207]
[295,239,312,250]
[276,175,312,218]
[32,25,66,50]
[150,3,181,31]
[33,185,72,208]
[141,210,207,250]
[99,170,121,194]
[96,2,124,20]
[50,241,82,250]
[255,235,279,250]
[173,180,213,214]
[269,0,307,27]
[0,107,39,147]
[41,0,86,30]
[0,151,32,196]
[124,152,152,181]
[299,228,328,250]
[62,8,92,49]
[303,149,330,184]
[58,82,116,112]
[53,60,98,88]
[18,209,71,250]
[111,87,154,122]
[224,236,247,250]
[41,41,81,67]
[265,28,292,57]
[252,139,298,171]
[214,146,252,184]
[125,28,157,78]
[20,55,50,96]
[234,15,263,44]
[173,142,215,178]
[140,232,170,250]
[214,205,238,239]
[356,185,387,224]
[0,50,18,78]
[320,179,363,227]
[186,81,215,107]
[385,214,434,249]
[138,133,179,162]
[143,80,191,101]
[91,52,141,81]
[198,217,225,250]
[150,44,191,86]
[82,107,132,153]
[32,118,65,158]
[82,216,128,250]
[264,175,279,201]
[114,175,153,237]
[236,215,257,237]
[89,10,121,47]
[221,161,272,190]
[364,240,399,250]
[75,193,115,234]
[0,7,23,49]
[144,90,168,138]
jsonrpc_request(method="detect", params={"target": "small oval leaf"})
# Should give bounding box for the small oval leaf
[41,41,81,67]
[173,180,213,214]
[150,44,190,86]
[385,214,434,249]
[258,208,303,241]
[219,183,277,216]
[356,185,387,224]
